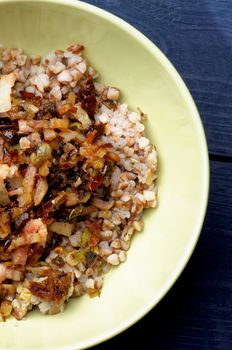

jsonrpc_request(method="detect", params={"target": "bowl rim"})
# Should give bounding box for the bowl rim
[0,0,210,349]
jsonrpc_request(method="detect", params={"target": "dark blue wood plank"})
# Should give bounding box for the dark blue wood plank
[92,160,232,349]
[84,0,232,157]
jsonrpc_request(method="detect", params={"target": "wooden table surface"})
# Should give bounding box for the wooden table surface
[83,1,232,349]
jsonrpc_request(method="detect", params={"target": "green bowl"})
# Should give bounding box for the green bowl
[0,0,209,349]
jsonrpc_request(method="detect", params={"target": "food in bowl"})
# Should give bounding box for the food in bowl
[0,44,157,320]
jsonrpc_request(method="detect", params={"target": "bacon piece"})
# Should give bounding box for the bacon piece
[0,73,16,113]
[8,219,48,251]
[12,246,30,265]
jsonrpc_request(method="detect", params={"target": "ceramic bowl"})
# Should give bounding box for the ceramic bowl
[0,1,209,349]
